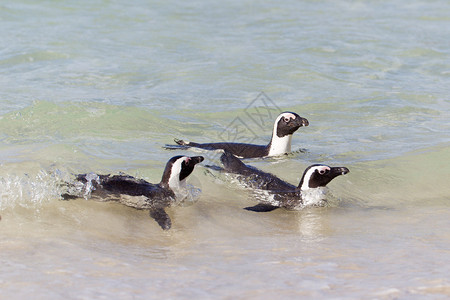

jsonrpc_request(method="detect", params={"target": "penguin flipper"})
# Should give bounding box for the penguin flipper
[174,138,189,146]
[244,203,279,212]
[174,139,223,151]
[149,208,172,230]
[163,138,190,150]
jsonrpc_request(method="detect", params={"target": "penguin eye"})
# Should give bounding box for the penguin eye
[283,117,290,122]
[318,169,328,175]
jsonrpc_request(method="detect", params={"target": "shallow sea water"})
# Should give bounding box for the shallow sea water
[1,0,450,299]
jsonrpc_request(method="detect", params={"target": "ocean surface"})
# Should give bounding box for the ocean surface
[1,0,450,299]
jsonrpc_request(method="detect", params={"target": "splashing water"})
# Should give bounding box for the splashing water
[300,187,329,208]
[176,184,202,207]
[0,170,65,210]
[249,187,330,210]
[84,173,100,198]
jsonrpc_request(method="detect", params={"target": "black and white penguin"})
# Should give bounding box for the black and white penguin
[64,156,204,230]
[166,112,309,158]
[218,152,349,212]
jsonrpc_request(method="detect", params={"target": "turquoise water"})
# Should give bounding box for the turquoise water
[1,1,450,299]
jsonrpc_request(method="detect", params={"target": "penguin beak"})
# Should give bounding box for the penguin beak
[188,156,204,166]
[330,167,350,176]
[299,117,309,127]
[293,116,309,127]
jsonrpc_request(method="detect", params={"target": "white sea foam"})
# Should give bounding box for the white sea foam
[300,187,328,208]
[82,173,100,199]
[0,170,65,210]
[176,184,202,207]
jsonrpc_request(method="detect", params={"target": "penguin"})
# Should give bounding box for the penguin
[63,155,204,230]
[218,151,349,212]
[165,112,309,158]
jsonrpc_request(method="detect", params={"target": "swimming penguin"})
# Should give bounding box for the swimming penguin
[218,151,349,212]
[166,112,309,158]
[64,155,204,230]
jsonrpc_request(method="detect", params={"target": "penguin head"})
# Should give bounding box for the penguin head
[298,164,349,190]
[160,156,204,190]
[274,112,309,138]
[268,112,309,156]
